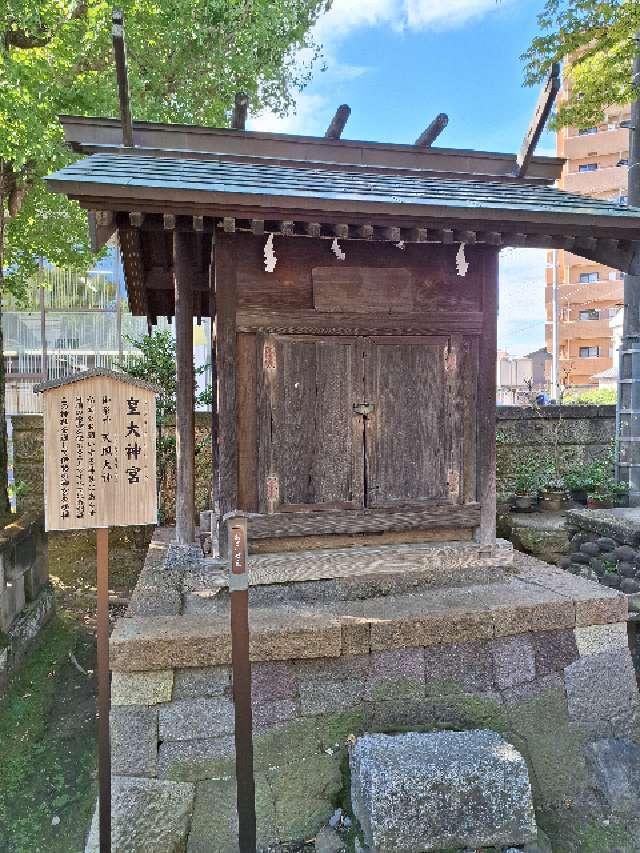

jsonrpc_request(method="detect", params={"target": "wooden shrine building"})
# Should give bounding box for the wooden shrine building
[46,113,640,554]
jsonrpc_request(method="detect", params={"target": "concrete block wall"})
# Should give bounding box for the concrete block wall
[496,405,616,495]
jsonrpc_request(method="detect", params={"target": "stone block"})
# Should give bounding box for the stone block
[532,630,579,677]
[571,553,591,565]
[423,640,494,696]
[172,666,231,699]
[111,670,173,706]
[618,561,636,578]
[110,707,158,777]
[341,618,370,655]
[613,545,639,563]
[589,558,605,577]
[574,622,629,657]
[299,678,363,715]
[564,650,640,730]
[350,731,537,852]
[159,697,234,741]
[596,537,617,552]
[158,736,235,781]
[574,592,627,627]
[365,692,505,734]
[252,698,298,729]
[251,660,297,703]
[85,777,195,853]
[492,635,536,689]
[267,754,341,841]
[187,777,278,852]
[580,542,602,557]
[365,647,425,700]
[585,737,640,813]
[621,577,640,594]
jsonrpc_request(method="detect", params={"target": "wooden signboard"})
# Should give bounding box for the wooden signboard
[39,371,158,531]
[36,369,159,853]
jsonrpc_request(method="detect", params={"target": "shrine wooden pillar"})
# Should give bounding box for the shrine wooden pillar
[174,230,196,544]
[478,250,498,545]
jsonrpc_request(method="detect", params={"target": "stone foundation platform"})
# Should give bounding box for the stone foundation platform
[94,529,640,852]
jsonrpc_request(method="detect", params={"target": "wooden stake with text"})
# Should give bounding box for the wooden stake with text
[96,526,111,852]
[226,512,256,852]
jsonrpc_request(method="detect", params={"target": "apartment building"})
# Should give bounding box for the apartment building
[545,86,629,389]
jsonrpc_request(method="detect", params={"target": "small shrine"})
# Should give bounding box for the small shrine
[48,76,640,852]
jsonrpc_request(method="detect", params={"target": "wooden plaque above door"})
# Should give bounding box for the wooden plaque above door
[312,268,413,312]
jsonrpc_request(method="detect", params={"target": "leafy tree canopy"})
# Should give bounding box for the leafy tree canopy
[523,1,640,130]
[0,0,330,298]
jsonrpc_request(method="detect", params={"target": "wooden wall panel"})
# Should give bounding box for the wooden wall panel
[231,233,485,313]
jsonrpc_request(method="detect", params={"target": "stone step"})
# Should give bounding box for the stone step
[110,556,627,673]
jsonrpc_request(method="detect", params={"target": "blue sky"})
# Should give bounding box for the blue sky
[249,0,553,356]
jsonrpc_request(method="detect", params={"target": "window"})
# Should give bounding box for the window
[620,119,632,129]
[579,309,600,320]
[578,127,598,136]
[609,270,624,281]
[579,272,599,283]
[578,163,598,172]
[617,158,629,167]
[579,346,600,358]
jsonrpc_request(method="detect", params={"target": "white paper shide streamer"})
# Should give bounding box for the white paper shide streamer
[456,242,469,277]
[331,237,346,261]
[264,233,277,272]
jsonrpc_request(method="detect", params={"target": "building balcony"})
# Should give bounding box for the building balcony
[548,280,623,306]
[562,165,628,196]
[557,318,613,341]
[562,127,629,160]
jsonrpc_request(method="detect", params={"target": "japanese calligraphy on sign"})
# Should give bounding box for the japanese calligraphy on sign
[37,371,159,531]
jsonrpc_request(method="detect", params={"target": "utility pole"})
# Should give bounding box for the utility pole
[551,249,560,400]
[618,33,640,504]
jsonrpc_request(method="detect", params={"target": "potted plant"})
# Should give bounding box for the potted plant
[511,458,541,511]
[584,443,628,509]
[586,476,628,509]
[539,475,570,512]
[563,466,593,506]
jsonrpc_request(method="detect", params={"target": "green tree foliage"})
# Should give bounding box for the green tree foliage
[523,1,640,130]
[0,0,330,519]
[1,0,330,296]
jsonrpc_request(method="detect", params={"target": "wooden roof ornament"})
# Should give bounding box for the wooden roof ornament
[514,62,561,178]
[231,94,249,131]
[111,9,134,149]
[325,104,351,140]
[415,113,449,148]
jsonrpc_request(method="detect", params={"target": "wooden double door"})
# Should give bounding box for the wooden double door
[256,333,470,515]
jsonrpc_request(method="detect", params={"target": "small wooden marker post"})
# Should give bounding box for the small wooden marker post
[225,511,257,852]
[36,370,159,852]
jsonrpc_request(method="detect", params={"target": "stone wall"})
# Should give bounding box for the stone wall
[0,514,53,694]
[100,533,640,852]
[496,405,616,495]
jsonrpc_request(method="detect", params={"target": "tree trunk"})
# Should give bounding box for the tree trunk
[0,161,13,522]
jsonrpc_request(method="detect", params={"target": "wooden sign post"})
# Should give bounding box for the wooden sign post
[36,370,159,852]
[225,511,256,852]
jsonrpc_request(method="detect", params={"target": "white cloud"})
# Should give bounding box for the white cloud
[249,92,330,136]
[313,0,512,40]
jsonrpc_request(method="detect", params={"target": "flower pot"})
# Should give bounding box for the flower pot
[569,488,588,506]
[539,489,569,512]
[513,494,536,512]
[587,497,613,509]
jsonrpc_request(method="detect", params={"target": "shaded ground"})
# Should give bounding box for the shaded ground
[0,526,151,853]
